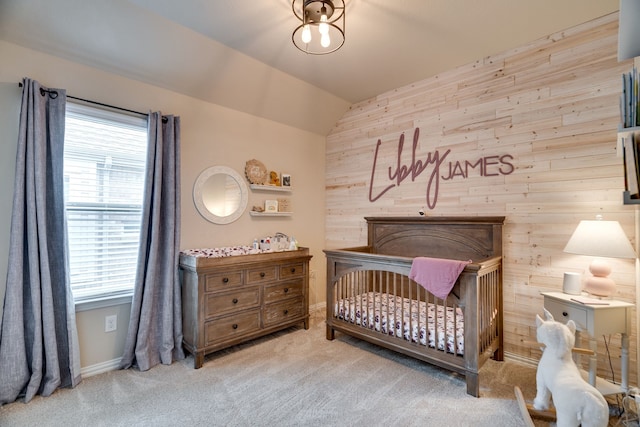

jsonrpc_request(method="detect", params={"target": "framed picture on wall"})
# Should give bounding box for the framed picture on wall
[265,200,278,212]
[281,174,291,187]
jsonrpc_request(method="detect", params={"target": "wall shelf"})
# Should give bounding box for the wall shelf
[624,191,640,205]
[249,211,292,217]
[250,184,292,193]
[619,126,640,134]
[249,184,293,217]
[617,127,640,157]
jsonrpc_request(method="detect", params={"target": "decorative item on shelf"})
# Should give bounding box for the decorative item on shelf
[622,133,639,199]
[251,205,264,212]
[277,198,291,212]
[264,199,278,213]
[244,159,268,184]
[281,173,291,187]
[291,0,345,55]
[620,66,639,129]
[563,215,637,297]
[269,171,280,186]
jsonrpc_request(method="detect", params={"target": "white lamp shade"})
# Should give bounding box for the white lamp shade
[563,220,636,259]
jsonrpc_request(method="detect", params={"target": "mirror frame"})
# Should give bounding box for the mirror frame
[193,166,248,224]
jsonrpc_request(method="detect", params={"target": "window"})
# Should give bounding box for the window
[64,102,148,303]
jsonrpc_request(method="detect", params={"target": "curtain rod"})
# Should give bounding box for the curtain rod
[18,82,149,118]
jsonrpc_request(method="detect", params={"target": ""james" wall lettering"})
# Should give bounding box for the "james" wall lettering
[369,128,514,209]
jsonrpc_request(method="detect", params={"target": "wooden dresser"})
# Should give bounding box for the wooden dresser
[179,247,312,368]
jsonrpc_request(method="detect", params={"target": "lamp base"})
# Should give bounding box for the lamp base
[583,276,616,297]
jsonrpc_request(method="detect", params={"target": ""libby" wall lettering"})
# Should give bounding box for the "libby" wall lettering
[368,128,514,209]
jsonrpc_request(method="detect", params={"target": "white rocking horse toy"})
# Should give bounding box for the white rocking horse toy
[515,309,608,427]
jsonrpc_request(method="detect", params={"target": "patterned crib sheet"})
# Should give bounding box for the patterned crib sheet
[335,292,464,355]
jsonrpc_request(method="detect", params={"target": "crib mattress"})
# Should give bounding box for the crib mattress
[335,292,464,355]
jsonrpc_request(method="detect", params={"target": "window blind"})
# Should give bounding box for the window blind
[64,102,148,302]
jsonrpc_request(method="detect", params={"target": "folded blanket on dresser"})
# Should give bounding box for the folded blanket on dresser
[409,257,471,299]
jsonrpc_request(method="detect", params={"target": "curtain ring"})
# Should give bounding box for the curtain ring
[39,87,59,99]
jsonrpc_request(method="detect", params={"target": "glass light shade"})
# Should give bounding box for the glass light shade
[563,218,636,297]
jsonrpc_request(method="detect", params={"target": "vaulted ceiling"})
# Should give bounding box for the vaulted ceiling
[0,0,620,135]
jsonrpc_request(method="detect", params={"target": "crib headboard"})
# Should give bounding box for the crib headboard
[365,216,505,261]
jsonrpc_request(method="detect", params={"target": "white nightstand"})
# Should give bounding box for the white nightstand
[541,291,634,395]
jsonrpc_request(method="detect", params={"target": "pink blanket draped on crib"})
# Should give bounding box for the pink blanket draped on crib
[409,257,471,299]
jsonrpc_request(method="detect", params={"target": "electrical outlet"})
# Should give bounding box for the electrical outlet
[105,315,117,332]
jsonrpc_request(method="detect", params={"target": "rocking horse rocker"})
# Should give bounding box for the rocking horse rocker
[515,309,609,427]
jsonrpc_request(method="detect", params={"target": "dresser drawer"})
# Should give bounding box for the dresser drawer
[263,297,304,327]
[264,282,303,303]
[205,287,260,317]
[246,266,277,284]
[544,298,588,330]
[205,271,243,292]
[205,309,261,345]
[279,262,305,280]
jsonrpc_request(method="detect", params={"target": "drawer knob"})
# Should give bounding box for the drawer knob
[284,288,289,293]
[260,272,266,278]
[283,310,289,315]
[562,311,568,317]
[290,268,296,273]
[232,298,239,304]
[232,324,238,329]
[222,277,229,283]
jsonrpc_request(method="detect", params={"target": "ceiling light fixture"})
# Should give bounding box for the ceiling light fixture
[292,0,345,55]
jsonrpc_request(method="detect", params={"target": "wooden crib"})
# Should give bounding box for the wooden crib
[324,216,504,397]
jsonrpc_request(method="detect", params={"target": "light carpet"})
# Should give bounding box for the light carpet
[0,311,621,426]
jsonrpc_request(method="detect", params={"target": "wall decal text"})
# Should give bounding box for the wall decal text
[369,128,514,209]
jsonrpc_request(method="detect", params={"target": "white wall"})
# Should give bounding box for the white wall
[0,40,327,371]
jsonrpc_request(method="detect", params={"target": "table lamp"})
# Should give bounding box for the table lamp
[563,215,636,297]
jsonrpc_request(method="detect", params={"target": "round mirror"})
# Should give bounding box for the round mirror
[193,166,248,224]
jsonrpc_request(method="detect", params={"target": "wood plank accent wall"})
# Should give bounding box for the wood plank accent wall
[325,12,639,384]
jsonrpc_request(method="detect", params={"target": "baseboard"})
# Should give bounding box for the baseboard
[81,357,121,378]
[504,351,538,368]
[80,305,327,378]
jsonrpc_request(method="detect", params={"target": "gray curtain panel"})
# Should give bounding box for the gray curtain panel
[0,78,81,404]
[120,112,184,371]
